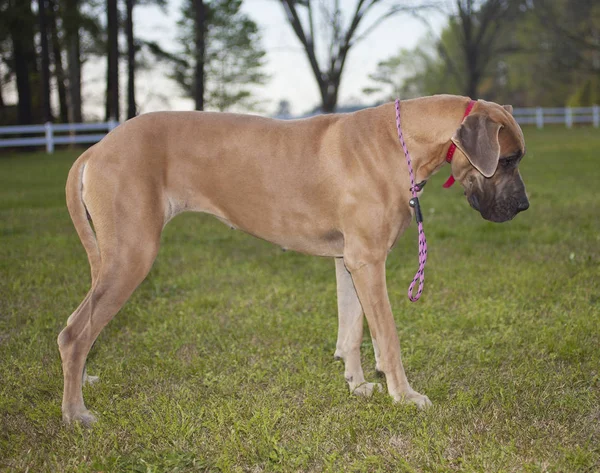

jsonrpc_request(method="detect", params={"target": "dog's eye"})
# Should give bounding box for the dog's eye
[500,155,519,167]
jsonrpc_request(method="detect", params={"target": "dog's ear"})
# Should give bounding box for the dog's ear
[451,114,502,178]
[502,104,513,114]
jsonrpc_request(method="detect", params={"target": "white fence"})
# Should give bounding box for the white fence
[0,120,119,153]
[0,106,598,154]
[512,106,599,128]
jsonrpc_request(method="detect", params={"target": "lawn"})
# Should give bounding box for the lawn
[0,127,599,472]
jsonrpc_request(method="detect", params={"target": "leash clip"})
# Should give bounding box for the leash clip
[409,197,423,224]
[411,180,427,192]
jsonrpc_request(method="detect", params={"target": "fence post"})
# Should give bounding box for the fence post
[565,107,573,129]
[536,107,544,129]
[45,122,54,154]
[593,105,599,128]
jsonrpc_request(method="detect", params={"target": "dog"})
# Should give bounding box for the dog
[58,94,529,425]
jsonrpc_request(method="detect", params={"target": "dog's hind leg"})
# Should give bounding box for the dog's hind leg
[334,258,382,397]
[58,185,163,425]
[65,291,99,385]
[58,239,160,425]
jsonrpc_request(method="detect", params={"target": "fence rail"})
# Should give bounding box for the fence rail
[0,120,119,153]
[1,106,598,154]
[512,105,599,128]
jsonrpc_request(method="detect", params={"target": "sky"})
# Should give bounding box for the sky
[80,0,448,119]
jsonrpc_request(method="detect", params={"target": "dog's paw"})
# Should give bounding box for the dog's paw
[395,390,432,409]
[63,408,97,427]
[351,382,383,398]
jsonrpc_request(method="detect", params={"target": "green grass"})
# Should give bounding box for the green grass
[1,127,599,472]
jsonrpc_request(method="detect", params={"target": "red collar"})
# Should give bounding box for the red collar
[442,99,476,188]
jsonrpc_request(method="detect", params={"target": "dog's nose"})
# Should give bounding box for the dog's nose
[517,199,529,212]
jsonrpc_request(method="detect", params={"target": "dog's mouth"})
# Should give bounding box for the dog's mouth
[465,191,526,223]
[483,211,517,223]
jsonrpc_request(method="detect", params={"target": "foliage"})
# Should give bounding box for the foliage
[1,126,599,470]
[174,0,268,112]
[365,0,522,102]
[364,0,600,106]
[363,34,453,101]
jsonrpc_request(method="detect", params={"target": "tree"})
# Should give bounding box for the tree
[363,0,535,104]
[38,0,52,122]
[194,0,205,110]
[48,0,69,122]
[536,0,600,60]
[63,0,83,122]
[0,1,8,111]
[125,0,135,118]
[533,0,600,106]
[279,0,432,112]
[440,0,522,98]
[363,39,449,101]
[8,0,36,124]
[124,0,167,119]
[106,0,119,121]
[174,0,268,112]
[363,35,459,102]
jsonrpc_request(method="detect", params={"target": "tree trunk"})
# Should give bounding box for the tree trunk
[67,35,83,123]
[38,0,53,122]
[10,0,35,125]
[106,0,119,121]
[65,0,82,123]
[465,50,479,97]
[316,73,341,113]
[126,0,136,119]
[48,0,69,122]
[464,38,479,97]
[465,73,479,98]
[105,57,111,121]
[320,81,339,113]
[194,0,205,111]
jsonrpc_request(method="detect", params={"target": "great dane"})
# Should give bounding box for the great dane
[58,94,529,425]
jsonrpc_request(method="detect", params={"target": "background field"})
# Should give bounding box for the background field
[1,127,599,472]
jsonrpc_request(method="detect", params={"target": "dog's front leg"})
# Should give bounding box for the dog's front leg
[345,257,431,408]
[334,258,382,397]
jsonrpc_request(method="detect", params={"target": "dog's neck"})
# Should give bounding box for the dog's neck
[387,95,474,184]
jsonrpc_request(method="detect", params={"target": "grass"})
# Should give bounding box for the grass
[0,126,599,472]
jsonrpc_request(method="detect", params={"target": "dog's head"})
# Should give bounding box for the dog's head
[450,100,529,223]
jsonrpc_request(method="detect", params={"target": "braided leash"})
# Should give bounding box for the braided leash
[395,99,427,302]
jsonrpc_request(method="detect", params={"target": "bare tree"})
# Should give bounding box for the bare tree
[279,0,431,112]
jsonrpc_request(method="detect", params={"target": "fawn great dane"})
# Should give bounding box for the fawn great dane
[59,94,529,425]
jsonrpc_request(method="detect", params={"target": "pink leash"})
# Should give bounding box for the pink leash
[395,99,427,302]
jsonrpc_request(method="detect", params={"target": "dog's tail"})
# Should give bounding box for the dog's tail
[65,149,101,283]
